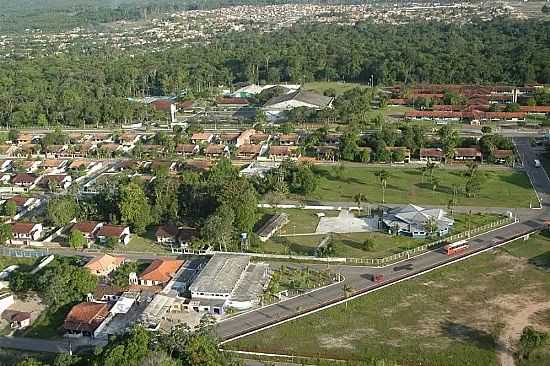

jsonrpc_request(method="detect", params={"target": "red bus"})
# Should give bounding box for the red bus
[444,240,469,256]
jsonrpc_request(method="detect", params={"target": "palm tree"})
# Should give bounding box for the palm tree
[426,161,437,179]
[353,193,367,213]
[342,284,354,310]
[374,169,389,204]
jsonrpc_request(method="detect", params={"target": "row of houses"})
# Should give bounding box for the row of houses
[65,254,271,337]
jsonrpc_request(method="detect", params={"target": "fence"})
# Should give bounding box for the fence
[346,217,515,266]
[172,218,515,267]
[0,247,50,258]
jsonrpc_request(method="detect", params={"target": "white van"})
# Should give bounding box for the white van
[534,159,541,168]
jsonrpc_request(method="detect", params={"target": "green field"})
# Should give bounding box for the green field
[228,233,550,366]
[260,213,503,258]
[306,166,537,208]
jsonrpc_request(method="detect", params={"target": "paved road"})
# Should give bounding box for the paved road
[0,336,106,353]
[215,137,550,343]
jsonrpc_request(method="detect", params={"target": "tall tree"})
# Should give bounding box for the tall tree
[120,182,152,234]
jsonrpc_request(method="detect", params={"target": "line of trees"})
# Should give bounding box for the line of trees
[1,19,549,127]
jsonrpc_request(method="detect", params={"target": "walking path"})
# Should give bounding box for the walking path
[497,301,550,366]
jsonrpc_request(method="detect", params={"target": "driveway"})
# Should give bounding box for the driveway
[316,209,379,234]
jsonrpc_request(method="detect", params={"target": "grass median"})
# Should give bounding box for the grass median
[228,233,550,365]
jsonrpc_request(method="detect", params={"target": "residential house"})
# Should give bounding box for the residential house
[71,221,101,242]
[63,302,110,337]
[15,160,41,173]
[150,99,177,123]
[155,224,196,248]
[493,149,514,164]
[385,147,411,163]
[15,144,40,157]
[205,144,229,159]
[11,223,43,241]
[92,133,112,143]
[98,143,121,157]
[382,204,454,238]
[249,133,271,145]
[185,159,212,172]
[2,310,31,329]
[316,146,338,161]
[278,134,300,146]
[5,195,35,213]
[0,145,17,157]
[138,259,185,286]
[420,148,444,162]
[41,175,72,190]
[175,144,199,157]
[215,96,250,109]
[44,145,67,158]
[325,134,342,146]
[84,254,125,277]
[96,225,131,245]
[68,160,99,172]
[16,134,33,145]
[268,146,300,160]
[454,147,482,161]
[11,173,39,188]
[218,133,240,146]
[236,144,262,160]
[41,159,67,173]
[191,133,214,144]
[92,285,126,303]
[236,129,256,147]
[118,133,141,146]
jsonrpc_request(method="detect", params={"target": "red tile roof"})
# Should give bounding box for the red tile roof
[71,221,100,234]
[420,148,444,158]
[454,148,482,157]
[11,173,37,185]
[216,97,250,105]
[64,302,109,333]
[11,222,37,234]
[96,224,128,238]
[139,259,184,283]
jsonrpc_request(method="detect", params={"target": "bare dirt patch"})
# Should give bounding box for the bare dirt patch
[496,301,550,366]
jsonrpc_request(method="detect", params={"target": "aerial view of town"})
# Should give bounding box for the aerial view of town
[0,0,548,365]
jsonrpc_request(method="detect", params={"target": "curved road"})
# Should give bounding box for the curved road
[216,137,550,343]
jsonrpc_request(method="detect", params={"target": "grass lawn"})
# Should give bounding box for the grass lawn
[0,256,37,271]
[303,81,367,95]
[256,208,338,235]
[307,166,537,208]
[115,234,170,254]
[19,305,70,339]
[228,233,550,366]
[258,213,503,258]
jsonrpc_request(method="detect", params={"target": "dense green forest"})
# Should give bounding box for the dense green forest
[0,20,548,127]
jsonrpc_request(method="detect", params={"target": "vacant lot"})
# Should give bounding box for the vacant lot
[229,233,550,366]
[260,213,503,258]
[307,166,537,208]
[256,208,339,235]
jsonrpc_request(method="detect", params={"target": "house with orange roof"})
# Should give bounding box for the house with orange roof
[138,259,184,286]
[84,254,125,277]
[63,302,110,337]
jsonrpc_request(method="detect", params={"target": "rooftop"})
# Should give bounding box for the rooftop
[189,254,250,295]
